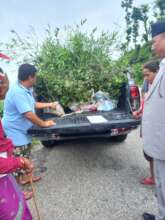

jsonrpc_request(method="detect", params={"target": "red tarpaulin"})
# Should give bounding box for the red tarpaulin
[0,53,12,61]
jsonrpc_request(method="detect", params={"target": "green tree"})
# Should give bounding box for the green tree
[3,22,127,107]
[131,7,142,46]
[35,25,127,106]
[139,4,150,43]
[120,1,155,83]
[154,0,165,20]
[121,0,133,48]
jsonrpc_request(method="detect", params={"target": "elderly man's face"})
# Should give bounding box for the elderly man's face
[152,33,165,58]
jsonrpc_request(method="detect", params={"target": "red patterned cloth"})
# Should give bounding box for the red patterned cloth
[0,52,11,60]
[0,121,23,174]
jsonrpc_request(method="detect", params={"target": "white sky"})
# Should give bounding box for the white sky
[0,0,153,83]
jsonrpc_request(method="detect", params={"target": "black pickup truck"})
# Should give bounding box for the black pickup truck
[28,81,141,148]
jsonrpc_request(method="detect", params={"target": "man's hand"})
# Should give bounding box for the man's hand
[41,119,56,127]
[48,102,57,109]
[132,111,142,119]
[35,102,65,116]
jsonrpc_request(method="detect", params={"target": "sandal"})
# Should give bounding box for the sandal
[140,177,155,185]
[23,191,33,200]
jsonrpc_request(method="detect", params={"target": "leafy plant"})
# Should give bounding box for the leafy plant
[4,22,127,107]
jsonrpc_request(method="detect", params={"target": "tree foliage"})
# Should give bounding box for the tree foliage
[119,0,164,83]
[2,22,127,106]
[35,24,127,106]
[1,0,165,93]
[154,0,165,20]
[121,0,133,47]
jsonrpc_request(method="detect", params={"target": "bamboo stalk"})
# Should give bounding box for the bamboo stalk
[30,175,41,220]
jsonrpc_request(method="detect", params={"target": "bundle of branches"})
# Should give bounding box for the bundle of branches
[35,23,127,106]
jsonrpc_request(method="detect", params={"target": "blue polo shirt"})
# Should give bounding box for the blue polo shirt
[2,82,35,146]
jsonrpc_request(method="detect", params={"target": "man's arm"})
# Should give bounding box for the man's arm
[35,102,57,109]
[24,111,55,127]
[35,102,65,116]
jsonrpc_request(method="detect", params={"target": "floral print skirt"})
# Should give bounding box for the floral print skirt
[0,174,32,220]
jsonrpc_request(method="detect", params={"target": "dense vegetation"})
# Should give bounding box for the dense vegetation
[0,0,165,106]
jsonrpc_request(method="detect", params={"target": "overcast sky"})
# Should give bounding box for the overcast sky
[0,0,153,81]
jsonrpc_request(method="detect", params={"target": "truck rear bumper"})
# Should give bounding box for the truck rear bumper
[29,120,139,141]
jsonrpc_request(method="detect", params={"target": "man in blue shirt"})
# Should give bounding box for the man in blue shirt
[2,63,57,185]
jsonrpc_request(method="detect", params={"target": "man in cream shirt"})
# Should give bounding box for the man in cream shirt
[142,20,165,220]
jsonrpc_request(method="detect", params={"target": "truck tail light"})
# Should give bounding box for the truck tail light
[129,85,140,111]
[130,86,139,98]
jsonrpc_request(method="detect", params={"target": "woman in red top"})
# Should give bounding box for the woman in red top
[133,60,159,185]
[0,69,33,219]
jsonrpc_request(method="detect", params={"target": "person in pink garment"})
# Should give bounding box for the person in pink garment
[133,60,159,186]
[0,69,33,219]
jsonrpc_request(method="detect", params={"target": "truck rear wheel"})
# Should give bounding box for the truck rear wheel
[111,134,127,142]
[42,140,57,148]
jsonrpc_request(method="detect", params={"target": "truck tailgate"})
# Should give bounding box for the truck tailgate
[28,111,140,136]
